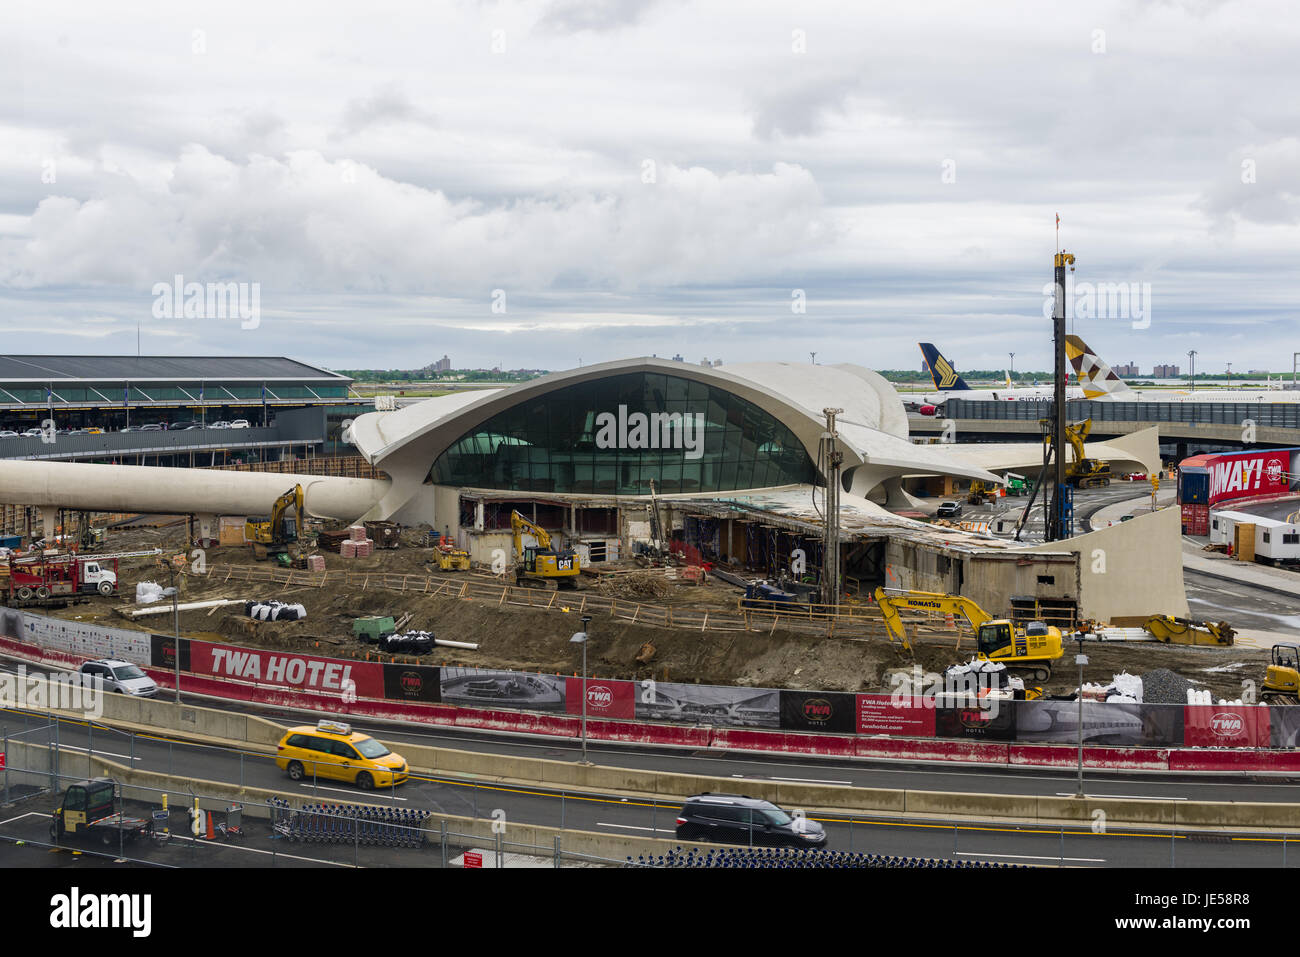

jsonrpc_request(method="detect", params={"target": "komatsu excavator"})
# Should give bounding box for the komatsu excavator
[510,510,580,589]
[873,587,1064,680]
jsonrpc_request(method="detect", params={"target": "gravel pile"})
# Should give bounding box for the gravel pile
[1140,667,1192,704]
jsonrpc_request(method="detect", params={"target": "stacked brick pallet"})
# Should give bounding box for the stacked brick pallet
[340,524,375,558]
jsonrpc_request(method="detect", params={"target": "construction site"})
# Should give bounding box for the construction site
[0,500,1277,703]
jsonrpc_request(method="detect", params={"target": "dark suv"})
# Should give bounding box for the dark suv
[675,794,827,848]
[936,501,963,518]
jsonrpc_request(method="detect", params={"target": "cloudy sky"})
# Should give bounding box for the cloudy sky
[2,0,1297,375]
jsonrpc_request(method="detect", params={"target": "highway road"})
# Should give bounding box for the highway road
[3,655,1299,809]
[2,712,1300,868]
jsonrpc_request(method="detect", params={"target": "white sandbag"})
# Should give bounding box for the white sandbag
[136,581,164,604]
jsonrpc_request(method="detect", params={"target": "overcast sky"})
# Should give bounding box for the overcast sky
[2,0,1297,375]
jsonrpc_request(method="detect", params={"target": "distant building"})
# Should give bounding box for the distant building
[1152,364,1180,378]
[672,354,684,362]
[712,359,723,367]
[1113,362,1139,377]
[433,355,451,373]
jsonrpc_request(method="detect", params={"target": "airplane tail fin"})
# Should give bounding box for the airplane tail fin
[918,343,970,391]
[1065,335,1134,399]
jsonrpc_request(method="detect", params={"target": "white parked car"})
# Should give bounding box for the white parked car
[230,419,251,429]
[210,420,232,429]
[0,430,18,437]
[78,659,158,697]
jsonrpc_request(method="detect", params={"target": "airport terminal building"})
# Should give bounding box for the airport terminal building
[0,356,1187,622]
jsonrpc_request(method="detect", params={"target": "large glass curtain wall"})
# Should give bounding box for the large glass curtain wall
[430,373,819,495]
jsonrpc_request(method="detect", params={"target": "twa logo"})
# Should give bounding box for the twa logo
[587,686,613,708]
[802,698,833,722]
[1266,459,1284,483]
[1211,712,1244,736]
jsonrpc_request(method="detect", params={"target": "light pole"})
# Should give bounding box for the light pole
[1187,350,1197,392]
[164,579,181,704]
[1009,352,1015,384]
[1075,633,1088,797]
[1225,362,1231,389]
[570,616,592,764]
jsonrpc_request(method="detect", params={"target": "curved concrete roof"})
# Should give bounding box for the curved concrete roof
[347,357,1000,519]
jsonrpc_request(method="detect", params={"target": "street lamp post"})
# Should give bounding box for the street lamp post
[1009,352,1015,384]
[1187,350,1197,392]
[570,616,592,764]
[164,579,181,704]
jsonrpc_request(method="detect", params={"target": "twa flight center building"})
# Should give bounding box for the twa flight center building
[0,356,1179,621]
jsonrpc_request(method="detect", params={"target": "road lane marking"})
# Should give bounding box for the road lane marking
[0,811,45,826]
[51,744,139,761]
[1055,792,1186,801]
[769,776,853,785]
[596,822,676,833]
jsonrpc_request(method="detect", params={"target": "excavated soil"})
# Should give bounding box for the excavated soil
[32,522,1274,697]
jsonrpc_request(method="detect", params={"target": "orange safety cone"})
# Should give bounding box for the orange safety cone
[205,811,216,841]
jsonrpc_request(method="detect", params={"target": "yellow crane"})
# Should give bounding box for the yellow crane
[873,587,1064,680]
[510,510,580,589]
[245,485,306,562]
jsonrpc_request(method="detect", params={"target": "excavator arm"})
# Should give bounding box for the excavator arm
[510,510,552,555]
[873,588,996,655]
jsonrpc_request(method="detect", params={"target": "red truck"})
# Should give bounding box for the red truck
[3,555,119,606]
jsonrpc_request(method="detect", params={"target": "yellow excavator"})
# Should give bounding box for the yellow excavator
[873,587,1065,680]
[1142,615,1235,647]
[245,485,306,563]
[510,510,580,589]
[1055,418,1112,489]
[1262,644,1300,704]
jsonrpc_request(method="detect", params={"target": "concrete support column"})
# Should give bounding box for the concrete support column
[41,509,57,543]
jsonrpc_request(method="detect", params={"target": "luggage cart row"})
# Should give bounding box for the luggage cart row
[268,799,425,848]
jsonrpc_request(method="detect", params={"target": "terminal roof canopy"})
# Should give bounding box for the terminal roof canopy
[0,356,349,383]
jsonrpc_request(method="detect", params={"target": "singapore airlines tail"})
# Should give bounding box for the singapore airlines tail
[919,343,971,391]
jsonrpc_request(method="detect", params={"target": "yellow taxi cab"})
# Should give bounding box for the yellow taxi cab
[275,719,409,790]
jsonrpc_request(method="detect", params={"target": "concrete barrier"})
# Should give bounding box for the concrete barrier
[9,635,1300,780]
[711,728,858,758]
[1010,744,1171,771]
[1167,749,1300,773]
[856,737,1009,764]
[1036,794,1177,826]
[905,788,1040,820]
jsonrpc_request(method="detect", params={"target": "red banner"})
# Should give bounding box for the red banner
[1183,705,1270,748]
[189,640,385,698]
[565,677,635,720]
[856,693,936,736]
[1205,450,1294,506]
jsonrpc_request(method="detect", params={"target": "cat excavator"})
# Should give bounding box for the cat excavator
[245,485,306,563]
[510,510,581,589]
[873,587,1065,680]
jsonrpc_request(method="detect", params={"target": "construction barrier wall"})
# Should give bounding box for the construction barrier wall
[0,608,1294,753]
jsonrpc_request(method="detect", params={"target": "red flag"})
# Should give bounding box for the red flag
[1055,213,1060,227]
